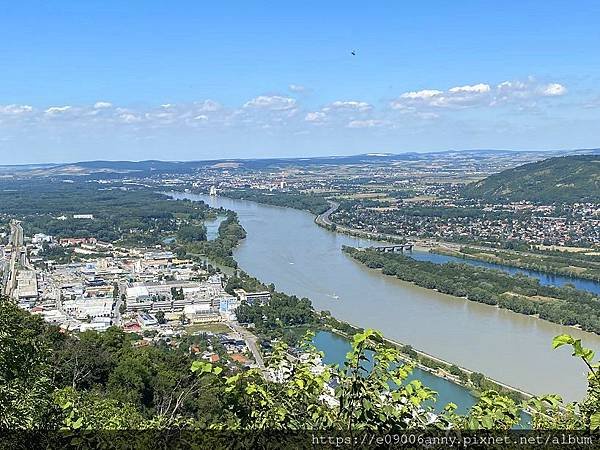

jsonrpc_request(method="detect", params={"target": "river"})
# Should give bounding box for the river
[408,250,600,296]
[312,330,476,414]
[171,192,600,402]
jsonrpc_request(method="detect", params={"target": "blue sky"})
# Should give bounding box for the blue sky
[1,1,600,164]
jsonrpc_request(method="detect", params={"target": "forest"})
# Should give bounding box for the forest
[0,179,213,246]
[462,155,600,203]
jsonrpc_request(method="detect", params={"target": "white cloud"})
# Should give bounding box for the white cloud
[448,83,491,94]
[541,83,567,96]
[93,101,112,109]
[347,119,387,128]
[0,104,33,115]
[288,84,306,93]
[305,111,327,122]
[44,106,72,115]
[399,90,443,100]
[243,95,296,111]
[327,100,372,112]
[118,112,142,124]
[195,99,221,112]
[392,79,567,111]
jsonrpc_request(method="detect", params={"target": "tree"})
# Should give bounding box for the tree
[0,296,56,428]
[177,225,207,243]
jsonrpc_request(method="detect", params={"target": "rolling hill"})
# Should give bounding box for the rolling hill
[463,155,600,203]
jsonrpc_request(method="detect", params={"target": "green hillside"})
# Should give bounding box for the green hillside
[463,155,600,203]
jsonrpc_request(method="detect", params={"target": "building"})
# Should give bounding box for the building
[16,271,39,302]
[137,312,158,327]
[59,237,98,247]
[233,289,271,305]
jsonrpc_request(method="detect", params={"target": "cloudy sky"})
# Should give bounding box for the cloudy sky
[1,1,600,164]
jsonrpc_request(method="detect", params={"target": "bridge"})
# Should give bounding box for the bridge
[371,243,414,253]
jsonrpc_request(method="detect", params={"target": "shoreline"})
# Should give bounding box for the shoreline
[323,324,533,402]
[314,200,600,284]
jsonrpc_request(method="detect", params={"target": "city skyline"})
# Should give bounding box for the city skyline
[2,1,600,163]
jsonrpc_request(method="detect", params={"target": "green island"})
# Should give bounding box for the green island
[343,246,600,334]
[219,188,330,215]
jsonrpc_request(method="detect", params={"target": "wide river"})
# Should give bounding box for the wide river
[173,192,600,402]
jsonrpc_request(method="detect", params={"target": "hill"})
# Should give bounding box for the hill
[463,155,600,203]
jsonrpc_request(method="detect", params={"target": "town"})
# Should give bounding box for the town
[0,220,274,372]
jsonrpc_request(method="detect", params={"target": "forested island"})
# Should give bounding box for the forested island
[219,189,330,215]
[343,247,600,334]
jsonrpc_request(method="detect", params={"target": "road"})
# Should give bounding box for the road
[315,201,409,244]
[230,322,269,377]
[3,220,25,298]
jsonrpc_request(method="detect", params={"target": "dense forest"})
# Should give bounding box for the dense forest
[343,247,600,334]
[176,212,247,267]
[0,179,213,246]
[463,155,600,203]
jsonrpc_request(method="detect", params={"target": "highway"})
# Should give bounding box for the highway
[230,322,270,379]
[3,220,25,298]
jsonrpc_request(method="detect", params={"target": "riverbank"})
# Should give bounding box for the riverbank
[322,322,531,402]
[345,246,600,335]
[315,200,600,288]
[179,196,526,406]
[432,246,600,284]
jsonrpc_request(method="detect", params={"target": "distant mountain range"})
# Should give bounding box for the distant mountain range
[1,148,599,178]
[463,155,600,203]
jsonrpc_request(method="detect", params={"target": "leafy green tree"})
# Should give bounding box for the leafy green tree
[0,297,57,428]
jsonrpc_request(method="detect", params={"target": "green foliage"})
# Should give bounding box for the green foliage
[0,297,57,428]
[445,246,600,283]
[463,155,600,203]
[182,212,247,267]
[460,391,520,430]
[6,293,600,432]
[0,179,212,247]
[177,224,207,243]
[192,329,528,431]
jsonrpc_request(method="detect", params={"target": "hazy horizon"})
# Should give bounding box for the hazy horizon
[3,146,599,167]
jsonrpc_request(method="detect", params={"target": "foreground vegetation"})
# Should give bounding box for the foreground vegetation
[2,295,600,436]
[343,247,600,334]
